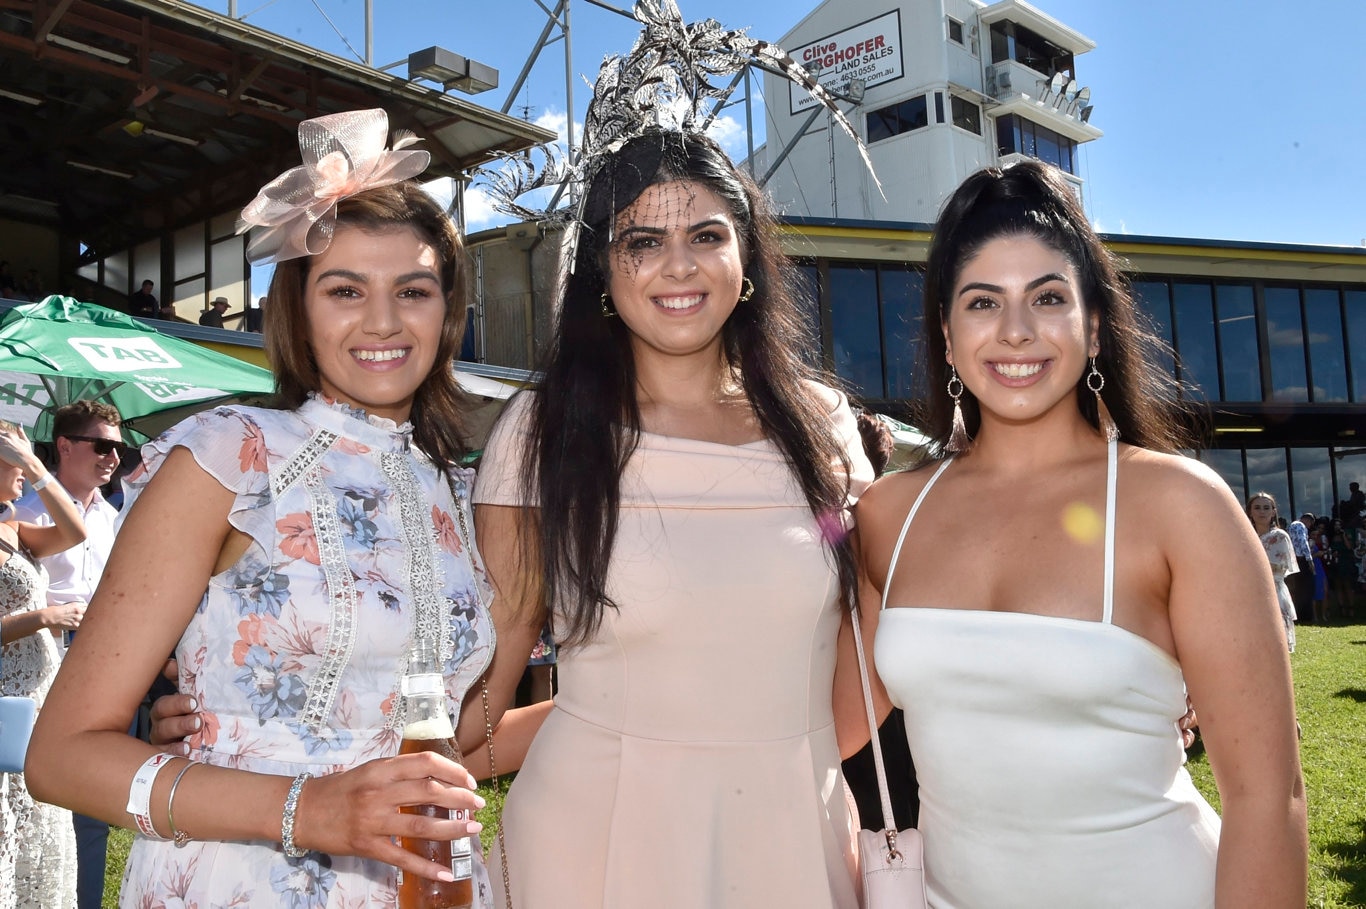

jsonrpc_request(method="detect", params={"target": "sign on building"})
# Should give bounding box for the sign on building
[789,10,904,115]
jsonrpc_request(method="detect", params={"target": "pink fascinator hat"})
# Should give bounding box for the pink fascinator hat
[238,108,431,264]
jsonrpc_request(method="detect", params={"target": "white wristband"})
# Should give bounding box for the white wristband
[30,473,54,492]
[126,753,176,839]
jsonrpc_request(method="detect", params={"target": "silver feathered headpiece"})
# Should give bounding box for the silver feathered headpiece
[474,0,879,260]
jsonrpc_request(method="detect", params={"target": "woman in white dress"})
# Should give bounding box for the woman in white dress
[0,421,86,907]
[1247,493,1299,651]
[853,161,1307,907]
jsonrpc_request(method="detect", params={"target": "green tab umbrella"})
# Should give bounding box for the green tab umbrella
[0,295,275,443]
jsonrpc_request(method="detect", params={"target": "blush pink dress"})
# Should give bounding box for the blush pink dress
[474,388,872,908]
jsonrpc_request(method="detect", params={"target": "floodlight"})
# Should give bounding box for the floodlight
[1048,72,1067,94]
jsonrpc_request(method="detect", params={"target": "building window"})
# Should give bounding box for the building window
[866,95,929,143]
[1303,288,1348,402]
[829,264,883,397]
[1215,284,1261,402]
[950,95,981,134]
[825,262,926,400]
[1172,282,1219,401]
[1132,280,1176,378]
[1201,449,1247,503]
[947,17,964,44]
[1246,448,1292,515]
[1347,290,1366,402]
[995,115,1077,173]
[987,20,1075,79]
[1264,286,1309,402]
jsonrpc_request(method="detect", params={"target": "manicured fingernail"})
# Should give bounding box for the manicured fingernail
[473,795,486,809]
[467,821,484,834]
[191,716,202,731]
[187,698,198,711]
[437,870,455,882]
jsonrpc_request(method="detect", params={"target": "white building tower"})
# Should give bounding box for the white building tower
[760,0,1101,222]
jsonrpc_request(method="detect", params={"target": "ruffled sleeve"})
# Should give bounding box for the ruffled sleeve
[473,392,536,507]
[1263,529,1298,579]
[120,406,276,553]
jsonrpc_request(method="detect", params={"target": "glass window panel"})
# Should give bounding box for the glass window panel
[1264,286,1308,402]
[792,263,822,367]
[1132,281,1174,377]
[1214,284,1260,402]
[1303,288,1347,402]
[1201,448,1246,503]
[950,96,981,134]
[1291,447,1335,521]
[996,115,1017,155]
[170,277,205,318]
[1035,128,1060,168]
[1347,290,1366,402]
[174,224,205,283]
[104,250,129,296]
[209,236,245,315]
[132,240,158,295]
[1245,447,1291,517]
[947,18,963,43]
[989,24,1009,63]
[867,107,896,143]
[1172,282,1219,401]
[829,264,883,398]
[210,211,239,241]
[879,266,923,399]
[900,96,928,131]
[934,92,944,124]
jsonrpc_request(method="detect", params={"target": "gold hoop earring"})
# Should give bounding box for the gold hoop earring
[737,277,755,303]
[601,291,616,318]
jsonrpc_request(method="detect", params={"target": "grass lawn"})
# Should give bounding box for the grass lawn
[103,624,1366,907]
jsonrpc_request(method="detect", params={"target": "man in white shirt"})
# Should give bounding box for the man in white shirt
[14,400,123,909]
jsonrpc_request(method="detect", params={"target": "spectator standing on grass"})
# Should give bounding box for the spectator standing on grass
[13,400,125,909]
[1288,512,1315,625]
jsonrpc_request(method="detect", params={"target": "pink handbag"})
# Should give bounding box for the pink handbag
[850,602,928,908]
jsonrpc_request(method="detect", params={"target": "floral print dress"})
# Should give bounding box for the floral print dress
[118,396,495,908]
[1260,527,1299,652]
[0,540,78,908]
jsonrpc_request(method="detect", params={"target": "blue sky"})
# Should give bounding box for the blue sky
[204,0,1365,247]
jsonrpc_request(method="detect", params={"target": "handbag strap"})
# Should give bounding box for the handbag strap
[446,467,515,909]
[849,600,898,847]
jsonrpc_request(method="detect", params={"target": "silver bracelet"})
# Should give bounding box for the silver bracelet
[281,771,312,858]
[165,760,197,848]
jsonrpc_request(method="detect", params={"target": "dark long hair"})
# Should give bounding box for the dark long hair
[522,130,855,645]
[263,181,470,468]
[922,160,1189,453]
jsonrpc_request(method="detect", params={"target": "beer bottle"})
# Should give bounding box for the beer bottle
[396,640,474,909]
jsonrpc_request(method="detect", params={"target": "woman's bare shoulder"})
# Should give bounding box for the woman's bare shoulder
[1121,446,1244,523]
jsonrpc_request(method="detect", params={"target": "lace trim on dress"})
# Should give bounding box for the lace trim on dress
[298,464,362,734]
[378,451,452,729]
[271,428,339,499]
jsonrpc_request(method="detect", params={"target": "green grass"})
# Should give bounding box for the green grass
[1184,623,1366,908]
[103,625,1366,907]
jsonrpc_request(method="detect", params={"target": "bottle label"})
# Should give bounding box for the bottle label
[452,836,474,881]
[401,672,445,697]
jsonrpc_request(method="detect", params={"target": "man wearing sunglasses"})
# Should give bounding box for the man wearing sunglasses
[13,399,125,909]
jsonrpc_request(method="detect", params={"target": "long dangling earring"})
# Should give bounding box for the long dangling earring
[1088,356,1118,442]
[601,291,616,318]
[946,366,971,453]
[737,276,755,303]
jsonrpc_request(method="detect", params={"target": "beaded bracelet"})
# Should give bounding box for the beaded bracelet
[165,760,198,848]
[281,771,312,858]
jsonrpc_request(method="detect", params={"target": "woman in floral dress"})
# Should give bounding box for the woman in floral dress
[27,111,495,907]
[0,421,86,907]
[1247,493,1299,651]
